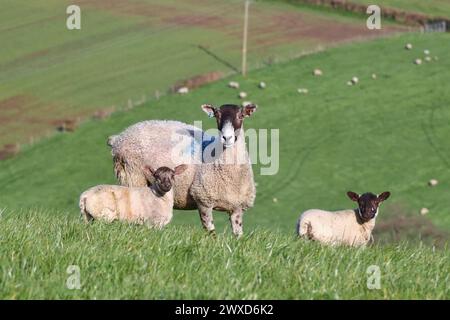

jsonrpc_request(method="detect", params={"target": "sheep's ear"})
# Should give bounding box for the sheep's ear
[201,104,216,118]
[347,191,359,202]
[377,191,391,202]
[240,104,257,118]
[174,164,188,175]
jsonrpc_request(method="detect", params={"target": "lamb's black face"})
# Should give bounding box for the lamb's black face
[357,193,379,221]
[153,167,175,193]
[144,164,187,194]
[347,191,391,222]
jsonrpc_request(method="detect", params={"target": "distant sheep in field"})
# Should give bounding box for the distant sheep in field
[79,165,187,228]
[428,179,438,187]
[297,88,309,94]
[258,82,266,89]
[228,81,239,89]
[297,191,391,246]
[351,77,359,85]
[239,91,248,99]
[177,87,189,94]
[313,69,323,76]
[405,43,413,50]
[414,58,423,65]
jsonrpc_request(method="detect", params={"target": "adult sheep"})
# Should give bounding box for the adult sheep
[108,104,257,236]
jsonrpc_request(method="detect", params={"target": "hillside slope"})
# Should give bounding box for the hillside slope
[0,32,449,237]
[0,0,404,147]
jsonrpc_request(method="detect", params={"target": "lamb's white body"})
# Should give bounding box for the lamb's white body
[297,209,375,246]
[79,184,173,228]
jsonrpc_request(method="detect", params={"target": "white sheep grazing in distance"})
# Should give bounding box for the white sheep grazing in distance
[177,87,189,94]
[297,191,391,246]
[228,81,239,89]
[239,91,248,99]
[313,69,323,76]
[108,104,257,236]
[79,165,187,228]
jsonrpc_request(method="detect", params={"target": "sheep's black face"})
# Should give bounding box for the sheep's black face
[201,104,257,148]
[347,191,391,222]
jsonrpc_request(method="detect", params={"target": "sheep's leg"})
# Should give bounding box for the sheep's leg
[83,212,94,223]
[79,197,93,223]
[198,206,215,234]
[229,209,243,237]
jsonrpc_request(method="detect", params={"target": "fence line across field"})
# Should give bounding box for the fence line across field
[424,21,447,33]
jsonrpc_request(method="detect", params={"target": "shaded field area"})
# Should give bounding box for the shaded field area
[1,32,449,246]
[0,0,405,147]
[0,210,448,299]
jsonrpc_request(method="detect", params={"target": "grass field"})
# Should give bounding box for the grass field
[0,0,404,147]
[1,32,449,231]
[1,31,449,298]
[0,210,448,299]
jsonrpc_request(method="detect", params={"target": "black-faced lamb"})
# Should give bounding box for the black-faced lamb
[297,191,391,246]
[79,165,187,228]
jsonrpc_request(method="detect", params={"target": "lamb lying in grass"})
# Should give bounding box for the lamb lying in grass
[79,165,187,228]
[297,191,391,246]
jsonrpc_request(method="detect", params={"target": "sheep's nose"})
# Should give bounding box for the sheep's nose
[222,135,233,143]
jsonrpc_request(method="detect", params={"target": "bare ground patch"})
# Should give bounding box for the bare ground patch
[374,203,449,248]
[242,9,407,49]
[172,71,223,92]
[0,94,93,149]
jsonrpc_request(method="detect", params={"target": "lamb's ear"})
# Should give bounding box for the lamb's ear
[201,104,216,118]
[240,104,257,118]
[145,165,155,176]
[347,191,360,202]
[174,164,188,175]
[377,191,391,202]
